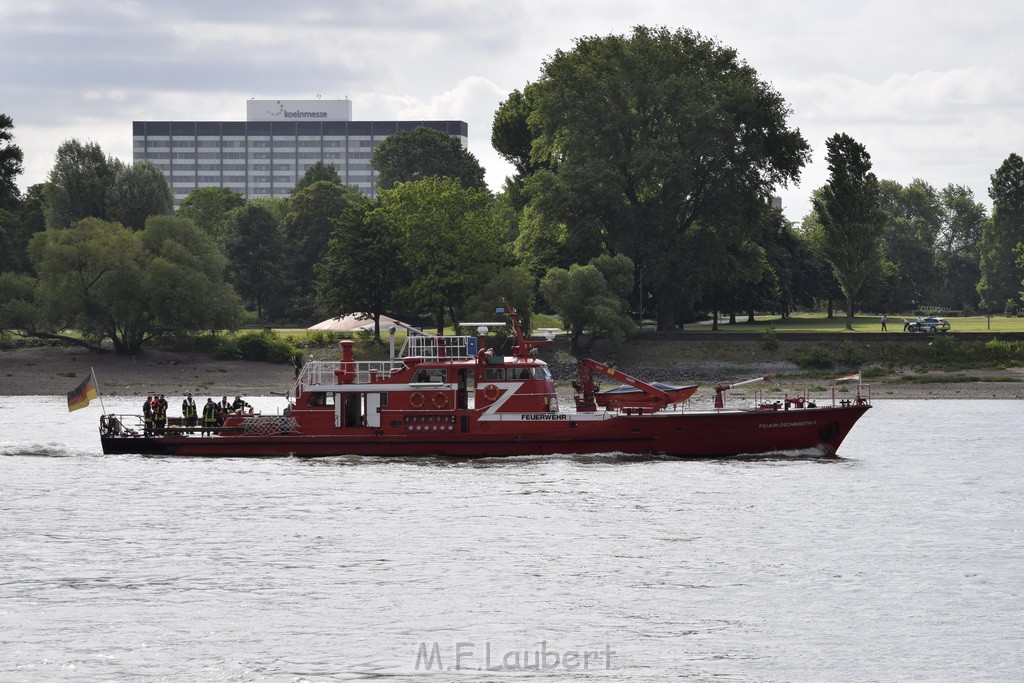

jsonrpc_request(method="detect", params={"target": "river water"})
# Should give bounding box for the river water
[1,397,1022,681]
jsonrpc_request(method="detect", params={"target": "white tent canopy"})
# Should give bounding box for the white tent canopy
[308,313,409,332]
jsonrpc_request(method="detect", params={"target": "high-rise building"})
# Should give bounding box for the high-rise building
[133,99,468,205]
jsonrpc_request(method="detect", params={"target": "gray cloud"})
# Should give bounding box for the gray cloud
[3,0,1023,221]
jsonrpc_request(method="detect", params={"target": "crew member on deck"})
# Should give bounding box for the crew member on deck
[202,398,218,436]
[182,393,197,433]
[155,394,168,435]
[231,395,251,413]
[142,396,154,436]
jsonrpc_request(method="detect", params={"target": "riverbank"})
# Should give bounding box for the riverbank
[3,344,1022,400]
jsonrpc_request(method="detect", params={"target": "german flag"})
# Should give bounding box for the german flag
[67,369,99,412]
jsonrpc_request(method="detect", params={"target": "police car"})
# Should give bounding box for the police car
[907,316,951,333]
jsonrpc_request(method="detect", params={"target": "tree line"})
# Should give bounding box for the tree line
[3,26,1024,354]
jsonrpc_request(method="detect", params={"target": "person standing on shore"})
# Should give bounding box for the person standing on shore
[182,393,197,433]
[881,314,888,331]
[902,317,910,331]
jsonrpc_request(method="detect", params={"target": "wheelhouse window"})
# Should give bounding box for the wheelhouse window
[484,368,505,380]
[307,392,334,406]
[412,368,447,384]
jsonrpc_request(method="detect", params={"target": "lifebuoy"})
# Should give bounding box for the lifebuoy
[483,384,499,401]
[432,392,449,409]
[409,391,424,408]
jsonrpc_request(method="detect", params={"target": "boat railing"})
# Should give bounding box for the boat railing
[399,334,476,360]
[297,359,407,387]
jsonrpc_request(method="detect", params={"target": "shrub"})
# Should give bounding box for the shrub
[793,344,834,369]
[838,339,864,367]
[215,331,301,363]
[761,325,779,351]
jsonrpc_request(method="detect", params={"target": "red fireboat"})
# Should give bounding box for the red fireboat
[99,305,870,457]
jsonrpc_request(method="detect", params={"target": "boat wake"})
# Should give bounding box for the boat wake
[0,441,88,457]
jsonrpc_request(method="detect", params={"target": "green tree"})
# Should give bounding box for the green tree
[18,216,240,353]
[176,187,247,240]
[283,180,370,322]
[978,153,1024,312]
[315,200,406,342]
[936,184,986,311]
[372,126,487,192]
[523,26,809,329]
[0,113,24,211]
[138,215,243,336]
[798,210,844,318]
[875,178,943,312]
[248,196,291,224]
[463,266,537,333]
[0,184,47,274]
[0,271,43,338]
[812,133,885,330]
[756,210,818,318]
[293,161,342,195]
[680,220,772,329]
[374,177,502,331]
[492,85,550,213]
[106,160,174,231]
[43,139,123,228]
[540,253,635,354]
[223,204,284,320]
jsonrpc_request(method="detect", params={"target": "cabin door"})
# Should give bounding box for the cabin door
[366,393,382,428]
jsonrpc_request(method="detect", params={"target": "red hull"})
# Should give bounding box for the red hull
[100,404,869,458]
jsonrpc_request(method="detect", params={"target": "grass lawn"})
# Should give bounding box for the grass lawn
[695,313,1024,334]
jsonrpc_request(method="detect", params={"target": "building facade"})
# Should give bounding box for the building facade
[133,99,468,205]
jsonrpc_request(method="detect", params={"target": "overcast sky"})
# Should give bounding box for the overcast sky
[2,0,1022,221]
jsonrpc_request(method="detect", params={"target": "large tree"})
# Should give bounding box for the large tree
[0,184,46,274]
[176,186,246,240]
[283,180,370,321]
[138,216,243,337]
[44,139,123,228]
[0,113,24,211]
[12,217,240,352]
[315,199,406,342]
[293,161,343,195]
[223,204,284,320]
[978,153,1024,312]
[371,126,487,192]
[373,176,503,331]
[812,133,885,330]
[522,25,810,329]
[876,178,942,312]
[106,160,174,231]
[936,184,986,311]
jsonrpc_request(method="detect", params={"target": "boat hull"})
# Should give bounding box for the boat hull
[99,405,870,458]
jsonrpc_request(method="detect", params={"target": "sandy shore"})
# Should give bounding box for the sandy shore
[2,345,1022,400]
[0,346,297,399]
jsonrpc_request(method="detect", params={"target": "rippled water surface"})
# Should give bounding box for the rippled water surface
[2,397,1022,681]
